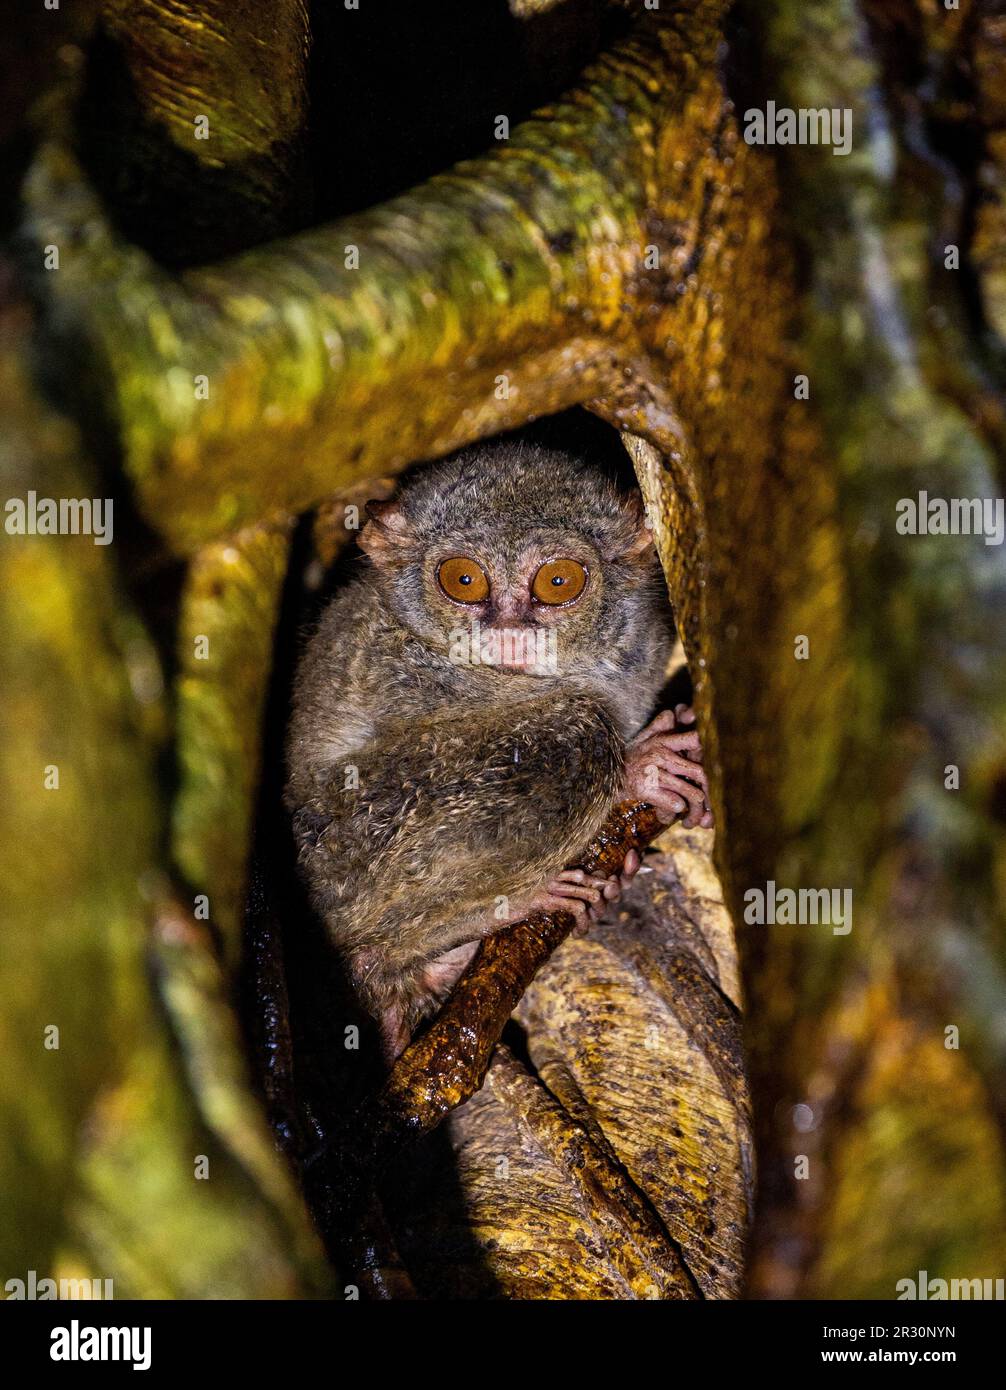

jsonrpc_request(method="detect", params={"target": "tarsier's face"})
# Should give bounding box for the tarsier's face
[419,528,603,675]
[358,445,661,680]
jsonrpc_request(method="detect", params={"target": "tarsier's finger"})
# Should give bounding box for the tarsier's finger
[602,874,622,901]
[643,748,709,788]
[621,848,641,886]
[640,771,688,807]
[547,886,606,934]
[656,772,708,823]
[656,730,703,756]
[557,868,616,894]
[672,733,703,767]
[639,767,706,814]
[553,868,610,893]
[638,766,689,812]
[548,877,605,907]
[674,703,697,725]
[540,891,590,928]
[633,709,678,742]
[673,804,715,830]
[640,783,689,822]
[554,867,589,884]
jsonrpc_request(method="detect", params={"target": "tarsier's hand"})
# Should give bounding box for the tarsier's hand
[621,704,714,830]
[521,705,712,940]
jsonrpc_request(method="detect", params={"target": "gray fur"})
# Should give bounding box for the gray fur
[285,440,672,1043]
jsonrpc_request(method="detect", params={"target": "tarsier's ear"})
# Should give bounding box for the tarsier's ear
[613,491,655,560]
[358,499,412,564]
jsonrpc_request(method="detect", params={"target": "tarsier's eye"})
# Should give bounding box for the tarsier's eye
[531,558,589,606]
[437,556,490,603]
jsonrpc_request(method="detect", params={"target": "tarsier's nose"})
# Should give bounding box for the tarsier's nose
[486,587,533,625]
[480,587,541,668]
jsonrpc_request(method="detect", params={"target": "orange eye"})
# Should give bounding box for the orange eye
[532,558,588,606]
[437,556,489,604]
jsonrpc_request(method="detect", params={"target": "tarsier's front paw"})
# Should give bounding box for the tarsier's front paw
[622,703,714,829]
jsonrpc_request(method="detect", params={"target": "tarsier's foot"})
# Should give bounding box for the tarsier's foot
[375,855,645,1055]
[421,940,479,998]
[522,865,636,937]
[374,943,482,1062]
[622,704,714,829]
[378,1005,410,1065]
[349,949,427,1063]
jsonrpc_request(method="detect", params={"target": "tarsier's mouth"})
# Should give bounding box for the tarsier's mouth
[488,631,546,670]
[449,622,560,675]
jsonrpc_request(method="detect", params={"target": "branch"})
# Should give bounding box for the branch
[366,800,664,1151]
[79,0,312,264]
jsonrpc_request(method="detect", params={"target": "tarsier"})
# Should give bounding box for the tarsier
[286,441,713,1059]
